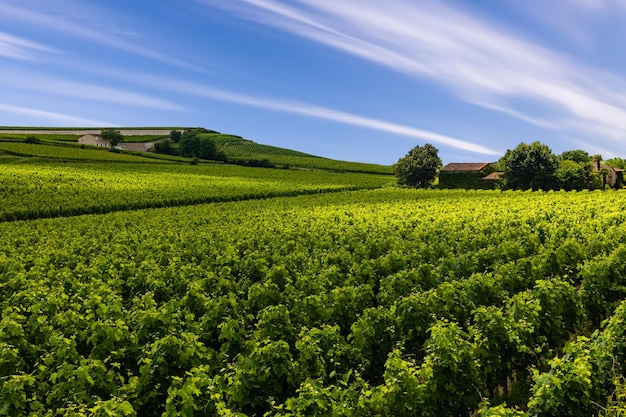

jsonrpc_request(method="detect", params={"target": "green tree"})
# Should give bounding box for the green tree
[100,129,124,147]
[179,130,200,157]
[559,150,590,164]
[500,142,559,190]
[605,157,626,169]
[197,138,217,160]
[393,144,441,188]
[555,160,586,191]
[154,139,176,155]
[169,130,182,143]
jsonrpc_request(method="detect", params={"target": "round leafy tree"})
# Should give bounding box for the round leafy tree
[500,141,559,190]
[101,128,124,147]
[559,149,590,164]
[393,144,442,188]
[556,159,586,191]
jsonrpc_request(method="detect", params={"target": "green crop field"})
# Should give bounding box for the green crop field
[0,160,391,222]
[221,141,393,174]
[119,135,169,143]
[221,141,319,158]
[0,141,199,164]
[1,177,626,415]
[0,142,167,163]
[0,133,167,143]
[0,133,82,142]
[1,133,625,416]
[197,133,252,149]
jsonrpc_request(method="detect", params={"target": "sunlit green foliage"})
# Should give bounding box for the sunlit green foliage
[1,188,626,415]
[101,129,124,147]
[0,161,390,221]
[394,143,441,188]
[500,142,559,190]
[221,141,392,174]
[0,142,162,162]
[221,141,316,158]
[556,159,587,191]
[0,133,82,142]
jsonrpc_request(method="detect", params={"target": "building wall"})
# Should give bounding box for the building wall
[438,165,497,189]
[118,142,155,152]
[78,134,110,148]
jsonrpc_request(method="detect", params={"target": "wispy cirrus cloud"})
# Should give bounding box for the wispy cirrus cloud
[0,32,57,60]
[0,69,185,111]
[202,0,626,146]
[504,0,625,45]
[123,74,498,155]
[559,0,626,13]
[0,1,200,70]
[186,86,498,155]
[0,103,111,126]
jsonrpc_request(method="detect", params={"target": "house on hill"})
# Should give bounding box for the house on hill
[591,161,624,189]
[78,133,155,152]
[438,162,499,189]
[78,133,109,148]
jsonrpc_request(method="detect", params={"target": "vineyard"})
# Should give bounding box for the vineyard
[0,142,166,163]
[0,134,82,142]
[216,140,393,175]
[1,185,626,416]
[0,160,390,221]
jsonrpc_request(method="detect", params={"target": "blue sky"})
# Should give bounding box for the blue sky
[2,1,626,165]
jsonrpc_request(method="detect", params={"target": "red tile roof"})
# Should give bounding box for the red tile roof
[481,172,503,180]
[441,162,491,172]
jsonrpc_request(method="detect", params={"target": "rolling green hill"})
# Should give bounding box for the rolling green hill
[197,132,393,174]
[0,128,394,174]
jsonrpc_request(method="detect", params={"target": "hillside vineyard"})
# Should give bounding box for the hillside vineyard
[0,162,389,222]
[1,188,625,415]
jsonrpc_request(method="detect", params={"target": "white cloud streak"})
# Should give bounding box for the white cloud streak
[200,90,499,155]
[0,2,200,70]
[53,58,497,155]
[0,103,111,126]
[0,70,185,111]
[146,78,498,155]
[0,32,57,60]
[202,0,626,146]
[504,0,625,45]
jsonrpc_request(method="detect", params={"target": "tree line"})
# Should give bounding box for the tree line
[395,141,625,190]
[154,129,280,168]
[153,129,227,162]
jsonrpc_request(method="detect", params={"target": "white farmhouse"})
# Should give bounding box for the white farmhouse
[78,133,110,148]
